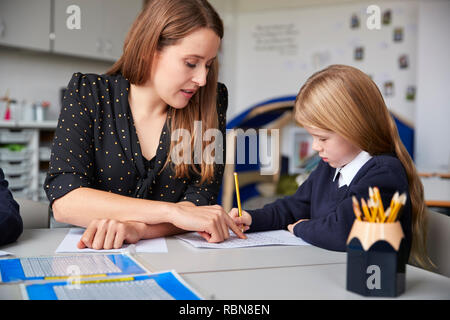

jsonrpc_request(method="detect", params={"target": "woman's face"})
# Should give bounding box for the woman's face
[149,27,221,109]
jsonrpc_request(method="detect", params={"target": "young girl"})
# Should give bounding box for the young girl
[230,64,431,268]
[45,0,245,250]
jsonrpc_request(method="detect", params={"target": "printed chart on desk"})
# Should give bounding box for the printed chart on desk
[0,254,147,283]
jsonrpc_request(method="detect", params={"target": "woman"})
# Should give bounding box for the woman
[45,0,245,250]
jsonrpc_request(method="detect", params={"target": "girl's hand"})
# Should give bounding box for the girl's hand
[77,219,143,250]
[228,208,252,232]
[170,204,247,243]
[287,219,309,234]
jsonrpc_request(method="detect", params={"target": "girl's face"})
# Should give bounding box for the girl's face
[305,126,361,168]
[149,28,221,109]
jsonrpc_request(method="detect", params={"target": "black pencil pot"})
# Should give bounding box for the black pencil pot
[346,220,407,297]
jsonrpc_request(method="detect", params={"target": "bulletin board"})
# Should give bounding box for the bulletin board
[234,0,418,125]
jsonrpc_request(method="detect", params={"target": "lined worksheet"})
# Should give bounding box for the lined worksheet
[0,250,11,257]
[175,230,310,249]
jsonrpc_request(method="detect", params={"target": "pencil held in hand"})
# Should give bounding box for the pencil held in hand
[234,172,244,232]
[233,172,242,217]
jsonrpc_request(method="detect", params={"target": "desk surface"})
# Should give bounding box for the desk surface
[1,228,449,300]
[0,229,347,273]
[421,176,450,207]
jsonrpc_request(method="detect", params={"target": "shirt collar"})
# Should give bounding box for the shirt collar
[333,151,372,187]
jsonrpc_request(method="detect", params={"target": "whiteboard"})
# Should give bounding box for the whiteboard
[233,0,418,124]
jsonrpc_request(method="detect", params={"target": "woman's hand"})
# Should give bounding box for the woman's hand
[169,204,247,243]
[77,219,144,250]
[287,219,309,234]
[228,208,252,232]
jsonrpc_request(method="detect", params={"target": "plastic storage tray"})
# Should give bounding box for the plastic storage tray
[0,160,30,175]
[6,175,32,189]
[0,148,33,161]
[0,129,34,144]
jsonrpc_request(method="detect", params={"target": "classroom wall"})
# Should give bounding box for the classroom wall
[213,0,448,171]
[232,0,419,124]
[209,0,239,122]
[415,0,450,172]
[0,47,112,120]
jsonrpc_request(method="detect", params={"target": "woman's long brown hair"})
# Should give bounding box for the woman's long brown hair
[295,64,433,269]
[107,0,223,183]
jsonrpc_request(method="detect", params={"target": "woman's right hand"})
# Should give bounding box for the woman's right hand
[228,208,252,232]
[169,204,247,243]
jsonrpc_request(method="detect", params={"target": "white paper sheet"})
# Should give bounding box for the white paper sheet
[175,230,310,249]
[55,228,168,253]
[0,250,12,257]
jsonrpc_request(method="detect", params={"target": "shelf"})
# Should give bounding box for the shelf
[0,122,56,203]
[0,120,57,129]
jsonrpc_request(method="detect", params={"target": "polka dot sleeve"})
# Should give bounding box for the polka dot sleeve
[44,73,95,204]
[181,83,228,206]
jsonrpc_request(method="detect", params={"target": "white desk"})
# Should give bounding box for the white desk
[421,176,450,207]
[1,228,449,300]
[182,264,450,300]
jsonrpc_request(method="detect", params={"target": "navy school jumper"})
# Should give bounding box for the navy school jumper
[0,168,23,245]
[247,154,412,257]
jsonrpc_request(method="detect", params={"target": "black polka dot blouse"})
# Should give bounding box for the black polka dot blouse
[44,72,228,207]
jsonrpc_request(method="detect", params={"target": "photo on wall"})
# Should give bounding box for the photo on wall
[399,54,409,69]
[384,81,395,97]
[406,86,416,101]
[393,27,404,42]
[350,13,360,29]
[383,9,392,25]
[354,46,364,61]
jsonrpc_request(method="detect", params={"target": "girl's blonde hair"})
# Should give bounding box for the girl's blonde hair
[107,0,223,183]
[295,64,433,269]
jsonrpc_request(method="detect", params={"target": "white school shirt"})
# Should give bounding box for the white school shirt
[333,151,373,188]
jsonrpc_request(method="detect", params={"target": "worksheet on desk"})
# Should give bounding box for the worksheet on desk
[55,228,168,253]
[0,250,12,257]
[175,230,310,249]
[0,253,147,283]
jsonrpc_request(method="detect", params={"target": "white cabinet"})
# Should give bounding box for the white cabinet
[0,0,142,61]
[101,0,143,60]
[53,0,142,61]
[0,121,57,203]
[0,0,51,52]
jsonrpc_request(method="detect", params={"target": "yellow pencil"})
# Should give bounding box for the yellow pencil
[78,276,135,285]
[390,191,399,212]
[389,193,407,223]
[352,196,362,221]
[233,172,242,218]
[234,172,244,232]
[388,201,402,223]
[373,187,385,219]
[381,207,391,223]
[360,198,372,222]
[368,188,378,222]
[368,198,378,222]
[388,193,404,223]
